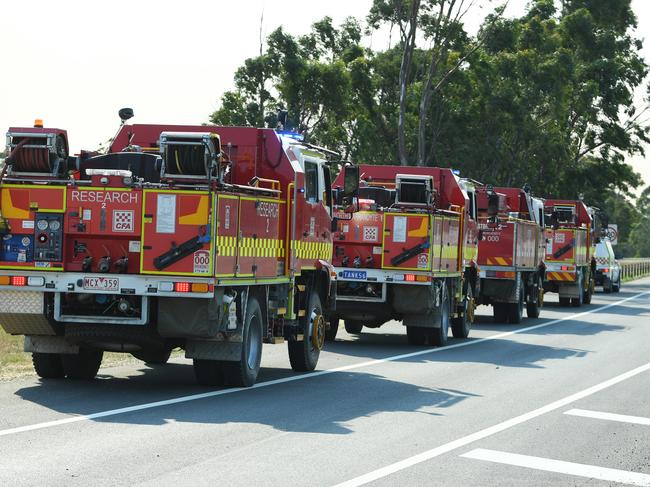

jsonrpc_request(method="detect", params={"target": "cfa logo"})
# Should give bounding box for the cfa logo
[112,210,134,232]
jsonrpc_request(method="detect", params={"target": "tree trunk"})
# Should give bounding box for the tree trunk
[398,0,421,166]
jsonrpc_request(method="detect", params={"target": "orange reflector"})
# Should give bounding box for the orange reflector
[191,283,209,293]
[416,275,430,282]
[11,276,27,286]
[560,265,575,271]
[404,274,416,282]
[0,276,10,285]
[174,282,191,293]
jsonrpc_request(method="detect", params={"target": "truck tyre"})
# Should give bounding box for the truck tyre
[603,277,612,294]
[451,287,473,339]
[430,283,450,347]
[193,359,226,387]
[493,303,508,323]
[325,316,339,342]
[526,278,543,319]
[62,348,103,380]
[132,348,172,365]
[584,276,594,304]
[344,320,363,334]
[288,291,323,372]
[507,287,524,324]
[32,353,64,379]
[406,326,427,346]
[224,296,264,387]
[559,297,571,306]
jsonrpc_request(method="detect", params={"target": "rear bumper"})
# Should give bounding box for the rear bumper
[0,271,214,298]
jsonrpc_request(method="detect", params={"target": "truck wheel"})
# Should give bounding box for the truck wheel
[32,353,64,379]
[507,287,524,324]
[224,296,264,387]
[406,326,427,346]
[132,348,172,365]
[526,279,543,319]
[193,359,226,387]
[603,277,612,294]
[325,316,339,342]
[344,320,363,334]
[431,283,450,347]
[451,288,473,339]
[493,303,508,323]
[559,297,571,306]
[584,277,594,304]
[288,291,323,372]
[62,348,103,380]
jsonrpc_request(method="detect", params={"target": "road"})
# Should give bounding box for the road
[0,279,649,486]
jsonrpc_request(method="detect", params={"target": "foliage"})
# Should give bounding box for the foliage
[209,0,650,255]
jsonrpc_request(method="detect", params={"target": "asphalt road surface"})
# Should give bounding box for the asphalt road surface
[1,279,649,486]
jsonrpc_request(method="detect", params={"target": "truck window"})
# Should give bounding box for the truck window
[305,161,319,203]
[322,165,332,214]
[468,191,477,220]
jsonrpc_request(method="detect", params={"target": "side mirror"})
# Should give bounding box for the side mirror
[342,163,359,199]
[487,193,499,219]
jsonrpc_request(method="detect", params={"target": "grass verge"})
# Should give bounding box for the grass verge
[0,330,144,381]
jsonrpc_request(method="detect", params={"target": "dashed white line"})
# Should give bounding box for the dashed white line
[461,449,650,486]
[332,361,650,487]
[565,408,650,426]
[0,291,647,439]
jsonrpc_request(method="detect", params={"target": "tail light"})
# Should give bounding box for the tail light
[174,282,191,293]
[10,276,27,286]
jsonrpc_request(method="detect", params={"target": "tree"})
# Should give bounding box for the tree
[369,0,421,165]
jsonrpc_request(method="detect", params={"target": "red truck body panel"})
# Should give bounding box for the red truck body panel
[1,124,332,279]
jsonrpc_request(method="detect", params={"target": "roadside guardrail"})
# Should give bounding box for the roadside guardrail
[620,258,650,281]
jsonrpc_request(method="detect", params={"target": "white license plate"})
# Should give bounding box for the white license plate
[83,277,119,291]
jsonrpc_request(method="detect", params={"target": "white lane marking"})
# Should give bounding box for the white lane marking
[461,449,650,487]
[0,292,647,438]
[332,361,650,487]
[565,408,650,426]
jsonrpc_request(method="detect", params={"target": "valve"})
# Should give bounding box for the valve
[98,256,112,273]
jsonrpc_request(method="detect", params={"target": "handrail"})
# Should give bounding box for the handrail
[619,258,650,281]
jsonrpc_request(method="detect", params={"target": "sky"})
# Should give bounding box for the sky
[1,0,648,189]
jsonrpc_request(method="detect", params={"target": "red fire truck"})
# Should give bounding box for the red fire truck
[543,199,598,306]
[475,186,546,323]
[0,113,353,386]
[329,165,479,346]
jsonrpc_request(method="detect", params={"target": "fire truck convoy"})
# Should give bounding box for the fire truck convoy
[543,199,599,306]
[0,116,359,386]
[475,185,546,323]
[329,165,480,346]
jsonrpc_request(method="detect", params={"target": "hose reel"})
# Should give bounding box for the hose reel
[159,132,221,179]
[6,131,68,175]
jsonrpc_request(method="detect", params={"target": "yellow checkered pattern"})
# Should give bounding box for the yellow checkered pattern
[217,236,284,258]
[239,237,282,258]
[216,235,237,257]
[293,240,333,260]
[442,245,458,259]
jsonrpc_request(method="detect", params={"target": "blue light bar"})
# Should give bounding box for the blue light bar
[277,131,305,141]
